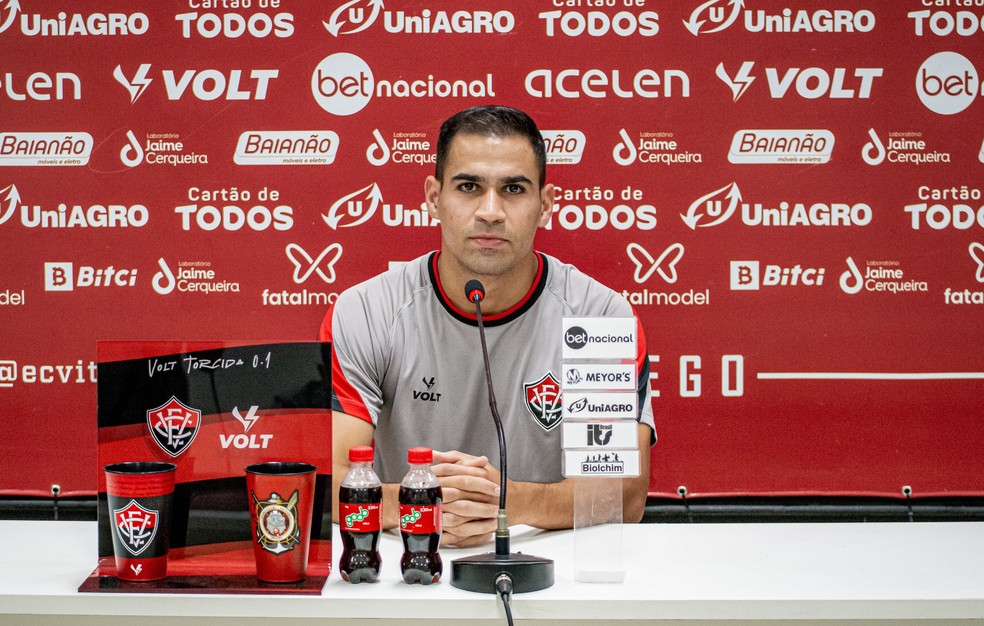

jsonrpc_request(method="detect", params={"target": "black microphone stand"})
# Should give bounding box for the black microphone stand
[450,281,555,595]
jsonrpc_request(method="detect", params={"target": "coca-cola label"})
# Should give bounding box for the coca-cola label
[340,502,381,532]
[399,503,442,534]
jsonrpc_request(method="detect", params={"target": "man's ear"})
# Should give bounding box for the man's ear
[537,183,555,228]
[424,175,441,220]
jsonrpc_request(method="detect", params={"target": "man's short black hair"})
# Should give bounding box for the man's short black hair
[435,105,547,187]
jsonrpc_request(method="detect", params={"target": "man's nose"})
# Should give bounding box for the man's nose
[475,189,506,222]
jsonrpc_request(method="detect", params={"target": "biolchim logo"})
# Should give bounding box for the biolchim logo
[113,500,159,556]
[147,396,201,457]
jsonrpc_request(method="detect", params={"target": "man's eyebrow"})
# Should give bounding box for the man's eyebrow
[449,173,534,186]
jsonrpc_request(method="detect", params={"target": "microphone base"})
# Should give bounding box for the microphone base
[451,552,554,594]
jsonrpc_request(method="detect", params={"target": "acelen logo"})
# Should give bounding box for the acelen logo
[0,69,81,102]
[526,66,689,99]
[916,51,981,115]
[114,63,279,103]
[716,62,882,100]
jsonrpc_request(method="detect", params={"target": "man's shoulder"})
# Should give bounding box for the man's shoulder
[334,252,433,317]
[541,253,632,316]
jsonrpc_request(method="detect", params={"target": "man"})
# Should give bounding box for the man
[321,106,656,547]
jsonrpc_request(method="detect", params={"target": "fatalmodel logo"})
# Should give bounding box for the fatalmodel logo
[323,1,513,36]
[0,3,149,37]
[114,63,279,103]
[623,243,709,307]
[0,132,92,166]
[684,1,874,36]
[716,62,882,100]
[916,51,981,115]
[286,243,342,284]
[683,182,872,229]
[728,129,833,164]
[943,243,984,305]
[730,261,825,290]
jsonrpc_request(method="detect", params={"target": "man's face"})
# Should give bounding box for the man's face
[425,133,554,281]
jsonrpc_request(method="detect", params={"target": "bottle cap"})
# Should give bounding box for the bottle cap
[407,446,433,464]
[349,446,374,463]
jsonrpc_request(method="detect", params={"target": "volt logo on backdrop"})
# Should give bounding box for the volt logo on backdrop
[114,64,279,103]
[716,62,882,100]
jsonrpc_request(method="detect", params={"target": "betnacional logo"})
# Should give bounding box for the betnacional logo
[839,257,928,295]
[728,129,834,164]
[235,131,339,166]
[684,1,875,36]
[114,63,279,103]
[0,132,92,166]
[862,129,951,166]
[366,129,434,167]
[546,184,656,231]
[147,396,202,457]
[0,70,81,101]
[0,4,149,37]
[176,9,294,38]
[44,262,138,291]
[915,51,981,115]
[323,1,514,36]
[944,243,984,305]
[121,131,208,168]
[904,185,983,230]
[716,62,882,101]
[176,187,292,232]
[682,182,872,229]
[539,8,658,37]
[523,372,563,432]
[526,66,689,99]
[908,9,984,37]
[730,261,826,290]
[613,129,702,166]
[252,489,301,554]
[0,185,148,229]
[311,52,493,116]
[542,130,585,165]
[113,500,159,556]
[152,258,240,296]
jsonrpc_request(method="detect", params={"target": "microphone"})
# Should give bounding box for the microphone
[450,279,554,595]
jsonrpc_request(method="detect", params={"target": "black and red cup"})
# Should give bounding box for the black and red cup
[104,461,177,581]
[245,461,317,583]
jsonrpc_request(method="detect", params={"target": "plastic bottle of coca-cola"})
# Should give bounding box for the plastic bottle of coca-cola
[338,445,382,583]
[398,447,443,584]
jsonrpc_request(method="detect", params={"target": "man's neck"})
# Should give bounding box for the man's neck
[437,252,540,316]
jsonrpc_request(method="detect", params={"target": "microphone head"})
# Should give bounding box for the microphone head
[465,279,485,303]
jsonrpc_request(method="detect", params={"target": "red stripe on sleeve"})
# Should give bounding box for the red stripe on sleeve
[320,303,372,424]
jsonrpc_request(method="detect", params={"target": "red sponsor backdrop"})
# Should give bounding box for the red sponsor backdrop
[1,1,983,499]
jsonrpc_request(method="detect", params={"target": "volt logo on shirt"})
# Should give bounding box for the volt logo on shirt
[412,376,441,402]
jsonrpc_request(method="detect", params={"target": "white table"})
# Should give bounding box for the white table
[2,520,983,624]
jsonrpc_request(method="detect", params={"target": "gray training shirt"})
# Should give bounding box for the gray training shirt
[321,251,656,484]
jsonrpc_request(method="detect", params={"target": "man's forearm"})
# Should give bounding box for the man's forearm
[507,472,648,529]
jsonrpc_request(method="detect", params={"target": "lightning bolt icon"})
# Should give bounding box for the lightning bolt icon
[716,61,755,102]
[114,64,153,104]
[232,406,261,433]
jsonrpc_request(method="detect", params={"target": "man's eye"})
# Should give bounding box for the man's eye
[505,184,525,194]
[459,182,477,192]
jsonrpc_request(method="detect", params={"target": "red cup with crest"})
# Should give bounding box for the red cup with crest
[104,462,177,581]
[245,461,317,583]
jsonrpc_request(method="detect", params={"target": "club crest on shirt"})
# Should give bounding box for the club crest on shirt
[524,372,563,432]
